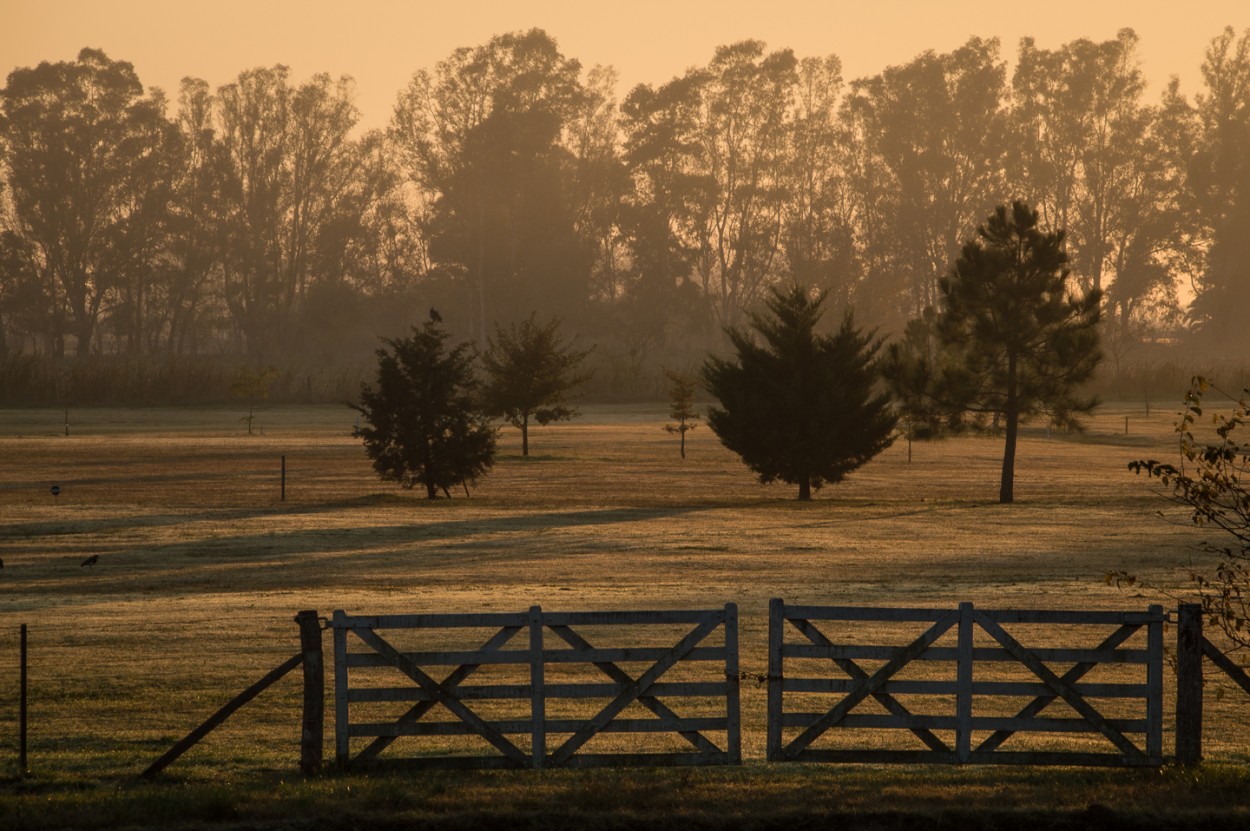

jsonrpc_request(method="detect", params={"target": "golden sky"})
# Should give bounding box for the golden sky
[4,0,1248,127]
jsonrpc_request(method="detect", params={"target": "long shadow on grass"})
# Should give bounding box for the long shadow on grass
[0,493,423,540]
[138,505,711,563]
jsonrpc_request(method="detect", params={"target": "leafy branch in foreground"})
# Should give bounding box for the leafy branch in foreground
[1129,377,1250,648]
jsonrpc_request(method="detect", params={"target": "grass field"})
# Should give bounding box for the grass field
[1,400,1249,829]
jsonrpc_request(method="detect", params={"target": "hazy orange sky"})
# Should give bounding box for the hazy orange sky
[4,1,1248,128]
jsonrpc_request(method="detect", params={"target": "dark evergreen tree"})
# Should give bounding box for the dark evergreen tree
[352,321,495,498]
[481,314,592,457]
[883,201,1102,503]
[702,285,896,500]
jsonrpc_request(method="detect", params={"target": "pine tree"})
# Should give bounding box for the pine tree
[352,321,496,499]
[883,201,1102,503]
[702,285,896,500]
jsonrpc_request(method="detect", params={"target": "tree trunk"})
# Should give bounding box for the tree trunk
[424,443,437,499]
[999,358,1018,504]
[680,428,686,459]
[999,406,1018,504]
[798,476,811,501]
[521,412,530,457]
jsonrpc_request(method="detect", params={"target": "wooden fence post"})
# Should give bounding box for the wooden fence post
[332,610,349,769]
[296,610,323,776]
[1146,604,1164,762]
[766,598,784,762]
[956,602,974,764]
[724,603,741,765]
[1176,603,1204,765]
[528,605,545,769]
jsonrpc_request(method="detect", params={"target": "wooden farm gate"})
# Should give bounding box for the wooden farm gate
[767,601,1165,766]
[330,605,740,769]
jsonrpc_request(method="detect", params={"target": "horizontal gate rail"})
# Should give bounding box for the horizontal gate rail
[331,604,740,769]
[768,600,1164,767]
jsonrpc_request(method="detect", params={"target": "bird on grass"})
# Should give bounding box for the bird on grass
[429,306,442,323]
[81,554,98,568]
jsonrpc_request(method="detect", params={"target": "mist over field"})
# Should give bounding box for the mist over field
[2,14,1249,406]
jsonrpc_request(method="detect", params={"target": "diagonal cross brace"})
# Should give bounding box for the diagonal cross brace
[352,627,529,765]
[975,623,1140,754]
[547,618,722,766]
[790,617,952,754]
[783,612,958,760]
[973,613,1144,759]
[354,625,523,762]
[548,623,722,755]
[1201,637,1250,697]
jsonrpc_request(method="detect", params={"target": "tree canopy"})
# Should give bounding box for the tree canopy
[1,28,1245,405]
[702,285,896,500]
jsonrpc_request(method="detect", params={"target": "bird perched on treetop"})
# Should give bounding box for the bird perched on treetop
[81,554,98,568]
[429,307,442,323]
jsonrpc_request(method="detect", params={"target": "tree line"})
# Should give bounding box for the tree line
[2,26,1249,399]
[361,199,1099,506]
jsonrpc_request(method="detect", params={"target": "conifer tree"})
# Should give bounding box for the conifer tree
[883,201,1102,503]
[702,285,896,500]
[352,320,495,498]
[663,368,700,458]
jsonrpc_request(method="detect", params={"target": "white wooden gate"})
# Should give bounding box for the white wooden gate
[768,601,1164,766]
[331,605,740,769]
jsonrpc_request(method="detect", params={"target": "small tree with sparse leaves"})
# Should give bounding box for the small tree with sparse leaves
[663,368,700,458]
[481,314,592,457]
[1130,377,1250,651]
[231,365,279,435]
[351,321,495,499]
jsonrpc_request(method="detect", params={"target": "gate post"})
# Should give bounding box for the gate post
[332,610,349,768]
[724,603,742,765]
[528,605,546,769]
[295,610,323,776]
[956,602,974,763]
[1146,604,1164,762]
[766,598,784,762]
[1176,603,1204,765]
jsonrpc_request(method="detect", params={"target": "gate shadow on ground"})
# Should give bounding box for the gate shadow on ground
[145,505,712,561]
